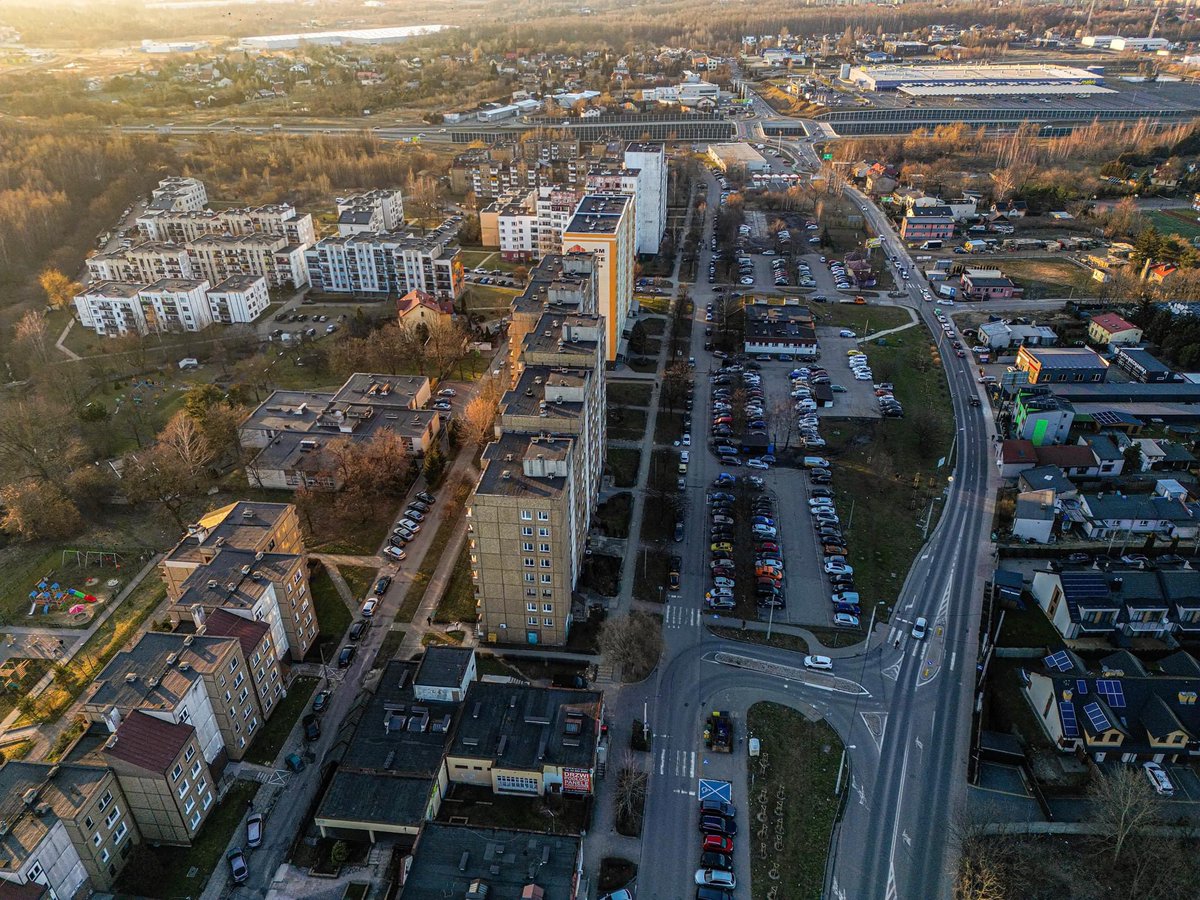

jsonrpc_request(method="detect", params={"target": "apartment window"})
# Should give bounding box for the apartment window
[239,686,249,703]
[541,574,552,584]
[202,791,213,810]
[184,796,195,815]
[105,806,120,829]
[233,672,245,690]
[540,559,552,568]
[189,810,202,829]
[542,590,553,598]
[495,774,540,794]
[539,527,550,537]
[528,616,538,626]
[249,717,258,734]
[93,832,102,847]
[190,760,202,778]
[100,848,110,864]
[543,618,554,627]
[84,816,94,830]
[524,558,535,568]
[171,763,183,782]
[224,690,232,703]
[98,791,112,812]
[527,603,538,612]
[229,657,239,673]
[184,745,195,763]
[177,780,190,800]
[520,510,532,521]
[543,603,554,613]
[539,543,551,553]
[522,526,534,536]
[537,512,550,521]
[522,542,534,552]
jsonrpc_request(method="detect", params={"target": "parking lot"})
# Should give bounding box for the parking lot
[813,331,885,420]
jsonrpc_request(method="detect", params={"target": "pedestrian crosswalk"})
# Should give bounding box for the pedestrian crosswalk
[664,605,702,629]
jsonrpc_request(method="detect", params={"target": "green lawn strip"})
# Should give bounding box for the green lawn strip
[310,567,354,643]
[338,565,379,602]
[641,317,666,337]
[433,543,476,624]
[608,382,654,407]
[821,326,953,623]
[243,675,319,766]
[636,295,671,315]
[809,303,908,334]
[1145,208,1200,241]
[372,628,406,669]
[606,448,641,488]
[114,781,260,898]
[632,548,671,603]
[996,602,1065,650]
[606,406,648,441]
[654,409,685,445]
[396,511,462,624]
[747,703,844,900]
[709,626,809,653]
[594,493,633,539]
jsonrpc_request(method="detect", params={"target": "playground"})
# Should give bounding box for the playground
[0,548,129,629]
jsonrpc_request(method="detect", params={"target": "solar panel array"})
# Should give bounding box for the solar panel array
[1083,701,1110,732]
[1096,679,1126,708]
[1076,679,1089,695]
[1060,701,1079,739]
[1059,571,1112,600]
[1044,650,1072,672]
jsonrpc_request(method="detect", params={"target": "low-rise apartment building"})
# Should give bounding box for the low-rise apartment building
[187,233,309,289]
[149,176,207,212]
[239,373,440,491]
[206,275,271,324]
[304,225,464,300]
[100,710,216,845]
[137,203,316,247]
[335,189,405,235]
[0,763,137,896]
[900,215,955,242]
[74,274,271,336]
[87,242,193,283]
[82,631,266,766]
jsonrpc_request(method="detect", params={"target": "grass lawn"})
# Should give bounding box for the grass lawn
[310,508,391,556]
[475,654,523,678]
[458,249,494,268]
[983,657,1054,753]
[433,543,476,625]
[243,675,319,766]
[30,577,167,725]
[822,325,953,624]
[310,566,353,645]
[642,317,666,337]
[606,448,641,488]
[626,357,659,374]
[608,382,654,407]
[606,406,648,441]
[462,282,520,315]
[372,627,406,669]
[998,257,1094,299]
[747,703,844,900]
[637,295,671,315]
[996,603,1064,650]
[654,409,685,445]
[1145,208,1200,241]
[810,304,908,335]
[632,548,671,603]
[338,565,379,602]
[0,544,140,630]
[115,780,260,899]
[0,659,52,722]
[594,493,633,539]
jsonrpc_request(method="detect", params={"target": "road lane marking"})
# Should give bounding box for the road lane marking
[659,749,666,776]
[950,651,957,672]
[690,751,696,779]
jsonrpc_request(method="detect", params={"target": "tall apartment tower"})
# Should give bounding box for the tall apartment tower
[468,307,606,647]
[623,142,668,255]
[561,194,634,362]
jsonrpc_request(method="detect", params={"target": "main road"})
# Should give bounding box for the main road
[618,120,998,899]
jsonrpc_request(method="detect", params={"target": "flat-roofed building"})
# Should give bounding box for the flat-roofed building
[335,189,405,235]
[507,253,599,379]
[707,142,769,173]
[149,176,207,212]
[624,141,668,255]
[87,242,193,283]
[561,194,634,361]
[137,203,315,247]
[1016,347,1110,385]
[186,233,309,289]
[304,226,463,300]
[139,277,215,333]
[743,303,819,358]
[206,275,270,324]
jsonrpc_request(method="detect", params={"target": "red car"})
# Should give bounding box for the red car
[703,834,734,853]
[756,542,780,553]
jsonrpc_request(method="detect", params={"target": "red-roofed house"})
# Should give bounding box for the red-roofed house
[996,439,1038,477]
[396,289,456,332]
[102,711,216,845]
[1088,312,1143,347]
[1148,263,1177,284]
[203,608,285,719]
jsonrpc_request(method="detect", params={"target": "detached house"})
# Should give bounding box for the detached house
[1031,565,1200,642]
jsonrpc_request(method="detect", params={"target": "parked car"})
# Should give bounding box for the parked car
[227,848,249,884]
[302,714,321,741]
[373,576,392,596]
[311,690,331,713]
[348,620,368,641]
[1144,761,1176,796]
[337,645,356,668]
[246,812,263,849]
[695,869,736,888]
[361,598,378,618]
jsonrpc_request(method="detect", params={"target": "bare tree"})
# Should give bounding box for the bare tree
[909,407,945,460]
[614,751,648,836]
[0,479,83,542]
[660,362,690,413]
[769,397,796,450]
[12,311,50,369]
[598,611,663,682]
[1087,764,1161,863]
[157,411,213,483]
[459,375,503,447]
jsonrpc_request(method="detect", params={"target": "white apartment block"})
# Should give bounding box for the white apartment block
[496,186,580,262]
[88,242,194,283]
[623,142,668,255]
[138,203,316,246]
[336,189,405,235]
[149,176,208,212]
[305,230,463,299]
[138,278,216,333]
[561,195,635,362]
[74,283,152,336]
[187,233,309,288]
[207,275,271,324]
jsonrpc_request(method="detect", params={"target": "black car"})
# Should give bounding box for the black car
[302,714,321,741]
[700,852,734,871]
[337,645,356,668]
[699,813,737,836]
[416,491,436,505]
[674,521,685,542]
[373,576,392,596]
[348,620,368,641]
[388,534,408,548]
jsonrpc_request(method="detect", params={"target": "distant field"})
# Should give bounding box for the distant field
[999,257,1094,298]
[1145,208,1200,241]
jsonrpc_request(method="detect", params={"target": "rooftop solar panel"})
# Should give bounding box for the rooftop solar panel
[1059,701,1079,739]
[1083,701,1109,732]
[1096,679,1126,708]
[1044,650,1072,672]
[1076,679,1088,694]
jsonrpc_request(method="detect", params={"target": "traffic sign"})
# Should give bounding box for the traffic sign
[822,152,833,160]
[698,779,732,803]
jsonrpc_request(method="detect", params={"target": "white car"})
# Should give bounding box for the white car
[1143,761,1175,796]
[825,563,853,575]
[438,388,457,397]
[911,616,928,639]
[361,598,378,618]
[747,458,769,470]
[804,655,833,671]
[383,546,406,561]
[839,330,857,338]
[695,869,736,888]
[682,433,691,446]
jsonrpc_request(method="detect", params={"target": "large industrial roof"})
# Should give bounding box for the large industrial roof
[897,83,1115,97]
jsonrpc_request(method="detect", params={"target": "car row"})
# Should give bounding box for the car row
[696,798,738,897]
[788,366,830,449]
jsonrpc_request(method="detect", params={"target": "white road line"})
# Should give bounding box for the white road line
[950,651,957,672]
[910,643,920,659]
[887,627,897,645]
[690,751,696,779]
[659,749,666,776]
